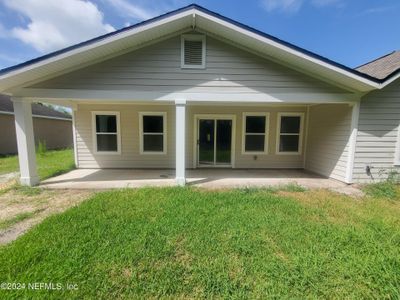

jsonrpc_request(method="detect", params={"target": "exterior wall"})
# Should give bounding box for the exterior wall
[0,114,17,155]
[305,104,352,182]
[75,104,175,168]
[0,114,73,155]
[75,104,307,169]
[352,81,400,182]
[31,35,347,96]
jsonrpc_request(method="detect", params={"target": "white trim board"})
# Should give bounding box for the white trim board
[14,88,360,104]
[345,102,360,183]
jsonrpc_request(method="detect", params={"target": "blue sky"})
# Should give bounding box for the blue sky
[0,0,399,70]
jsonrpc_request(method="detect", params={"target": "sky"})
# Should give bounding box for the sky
[0,0,399,70]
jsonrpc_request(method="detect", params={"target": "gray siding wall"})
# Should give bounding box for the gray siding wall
[353,81,400,182]
[75,104,307,169]
[31,35,346,96]
[305,104,352,181]
[0,114,73,155]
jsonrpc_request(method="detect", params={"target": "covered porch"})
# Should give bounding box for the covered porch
[39,168,362,195]
[10,97,361,187]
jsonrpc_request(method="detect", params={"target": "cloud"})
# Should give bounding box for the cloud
[261,0,303,13]
[0,23,9,38]
[261,0,343,13]
[0,53,24,64]
[356,5,399,17]
[105,0,189,22]
[106,0,155,20]
[311,0,341,7]
[4,0,115,53]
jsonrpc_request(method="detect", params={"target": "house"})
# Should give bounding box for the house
[0,94,72,155]
[0,4,399,186]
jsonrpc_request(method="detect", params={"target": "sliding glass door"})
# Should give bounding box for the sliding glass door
[198,118,232,167]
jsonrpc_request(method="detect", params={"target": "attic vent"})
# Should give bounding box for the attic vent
[181,34,206,69]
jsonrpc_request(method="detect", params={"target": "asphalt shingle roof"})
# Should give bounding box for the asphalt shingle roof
[0,94,71,119]
[356,51,400,80]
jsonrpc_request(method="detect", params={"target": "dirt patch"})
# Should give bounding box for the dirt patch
[0,187,92,245]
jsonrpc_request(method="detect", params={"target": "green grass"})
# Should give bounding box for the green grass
[0,148,74,180]
[363,182,399,199]
[0,209,44,230]
[0,187,399,299]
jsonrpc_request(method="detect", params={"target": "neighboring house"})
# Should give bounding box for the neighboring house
[0,95,72,155]
[0,4,399,186]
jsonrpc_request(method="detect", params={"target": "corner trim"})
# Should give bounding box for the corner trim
[345,101,360,184]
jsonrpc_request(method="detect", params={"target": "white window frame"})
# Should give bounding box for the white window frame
[139,112,167,155]
[181,34,206,69]
[91,111,121,155]
[242,112,269,155]
[276,112,304,155]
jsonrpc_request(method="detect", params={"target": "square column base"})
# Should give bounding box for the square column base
[20,176,40,187]
[176,177,186,186]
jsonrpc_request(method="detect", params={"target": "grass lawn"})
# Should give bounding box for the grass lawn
[0,148,74,180]
[0,187,399,299]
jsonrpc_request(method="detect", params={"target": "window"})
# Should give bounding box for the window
[277,113,304,154]
[92,112,120,154]
[181,34,206,69]
[242,113,269,154]
[139,112,167,154]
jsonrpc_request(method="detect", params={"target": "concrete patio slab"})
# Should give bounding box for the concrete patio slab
[41,169,363,196]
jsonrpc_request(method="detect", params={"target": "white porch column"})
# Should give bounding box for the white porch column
[12,97,39,186]
[175,99,186,186]
[71,105,79,168]
[345,101,360,184]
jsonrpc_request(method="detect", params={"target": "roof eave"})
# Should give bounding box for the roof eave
[0,4,382,94]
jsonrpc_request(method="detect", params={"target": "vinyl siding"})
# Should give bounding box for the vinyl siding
[75,104,307,169]
[31,35,346,96]
[305,104,352,181]
[352,81,400,182]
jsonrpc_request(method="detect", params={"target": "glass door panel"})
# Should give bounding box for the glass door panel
[216,120,232,165]
[198,119,215,165]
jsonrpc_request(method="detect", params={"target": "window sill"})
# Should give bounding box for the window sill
[276,151,302,155]
[94,151,121,155]
[181,66,206,69]
[140,152,167,155]
[242,151,268,155]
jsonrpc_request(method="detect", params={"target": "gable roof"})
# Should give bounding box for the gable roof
[0,4,396,94]
[0,94,71,120]
[356,51,400,80]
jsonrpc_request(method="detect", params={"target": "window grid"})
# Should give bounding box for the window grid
[276,113,304,155]
[139,112,167,155]
[242,113,269,155]
[92,112,121,155]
